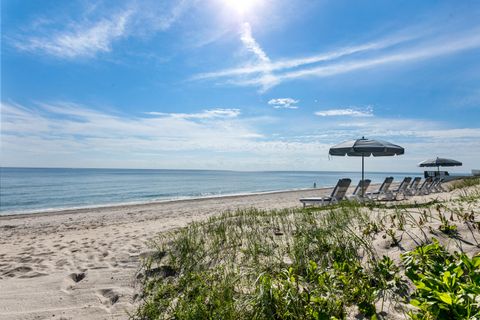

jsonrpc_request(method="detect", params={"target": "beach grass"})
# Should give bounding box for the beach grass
[131,184,480,320]
[448,177,480,191]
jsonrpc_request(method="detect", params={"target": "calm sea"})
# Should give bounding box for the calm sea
[0,167,422,215]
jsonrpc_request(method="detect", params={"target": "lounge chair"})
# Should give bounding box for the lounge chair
[405,177,421,196]
[300,178,351,207]
[428,177,445,193]
[366,177,394,200]
[347,179,371,200]
[434,178,445,192]
[416,177,433,195]
[385,177,412,200]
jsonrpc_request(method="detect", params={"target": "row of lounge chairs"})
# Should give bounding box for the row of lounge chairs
[300,176,445,207]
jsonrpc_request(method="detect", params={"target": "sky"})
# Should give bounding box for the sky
[1,0,480,172]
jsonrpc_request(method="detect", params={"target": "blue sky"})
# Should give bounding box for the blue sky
[1,0,480,172]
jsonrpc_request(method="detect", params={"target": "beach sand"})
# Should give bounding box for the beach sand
[1,183,477,320]
[0,187,332,320]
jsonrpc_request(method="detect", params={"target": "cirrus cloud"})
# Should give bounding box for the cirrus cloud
[315,106,373,117]
[13,11,132,58]
[146,108,241,119]
[11,0,191,59]
[194,23,480,91]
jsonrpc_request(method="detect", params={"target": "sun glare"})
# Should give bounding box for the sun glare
[225,0,261,15]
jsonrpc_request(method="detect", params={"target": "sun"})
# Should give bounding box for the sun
[224,0,261,16]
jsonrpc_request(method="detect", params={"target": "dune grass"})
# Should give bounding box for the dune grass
[131,186,480,320]
[449,177,480,191]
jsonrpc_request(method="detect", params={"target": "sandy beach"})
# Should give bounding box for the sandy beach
[1,181,478,320]
[0,187,332,320]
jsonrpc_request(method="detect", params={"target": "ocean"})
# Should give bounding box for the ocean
[0,167,423,215]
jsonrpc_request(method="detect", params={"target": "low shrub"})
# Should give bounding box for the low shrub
[402,239,480,319]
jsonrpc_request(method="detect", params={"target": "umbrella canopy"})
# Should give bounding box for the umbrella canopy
[329,137,405,157]
[418,157,462,167]
[329,137,404,196]
[418,157,462,174]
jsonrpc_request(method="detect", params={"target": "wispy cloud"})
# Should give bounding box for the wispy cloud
[268,98,299,109]
[273,31,480,83]
[11,0,190,59]
[145,108,241,119]
[1,101,479,170]
[194,24,480,91]
[136,0,190,33]
[240,22,270,64]
[194,34,415,80]
[315,106,373,117]
[14,11,132,58]
[0,101,331,169]
[1,102,263,151]
[236,22,277,91]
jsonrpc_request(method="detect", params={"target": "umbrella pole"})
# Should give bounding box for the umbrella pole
[361,154,364,197]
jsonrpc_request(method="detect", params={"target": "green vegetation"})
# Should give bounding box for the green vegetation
[402,240,480,319]
[449,178,480,191]
[132,184,479,320]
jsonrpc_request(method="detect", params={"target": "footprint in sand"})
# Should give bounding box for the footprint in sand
[68,272,86,283]
[19,271,48,279]
[97,288,120,306]
[3,265,32,277]
[55,258,69,267]
[137,265,176,280]
[62,272,86,292]
[2,265,47,278]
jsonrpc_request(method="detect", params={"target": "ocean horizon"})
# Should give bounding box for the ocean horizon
[0,167,438,215]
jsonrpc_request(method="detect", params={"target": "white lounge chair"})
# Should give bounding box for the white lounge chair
[416,177,433,195]
[385,177,412,200]
[366,177,394,200]
[347,179,371,200]
[405,177,421,196]
[300,178,351,207]
[428,177,444,193]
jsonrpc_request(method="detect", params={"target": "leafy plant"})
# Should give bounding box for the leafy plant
[373,256,408,297]
[402,239,480,319]
[252,259,384,320]
[436,208,459,237]
[438,222,458,236]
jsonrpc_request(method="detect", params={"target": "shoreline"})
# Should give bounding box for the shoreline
[0,186,327,219]
[2,169,469,218]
